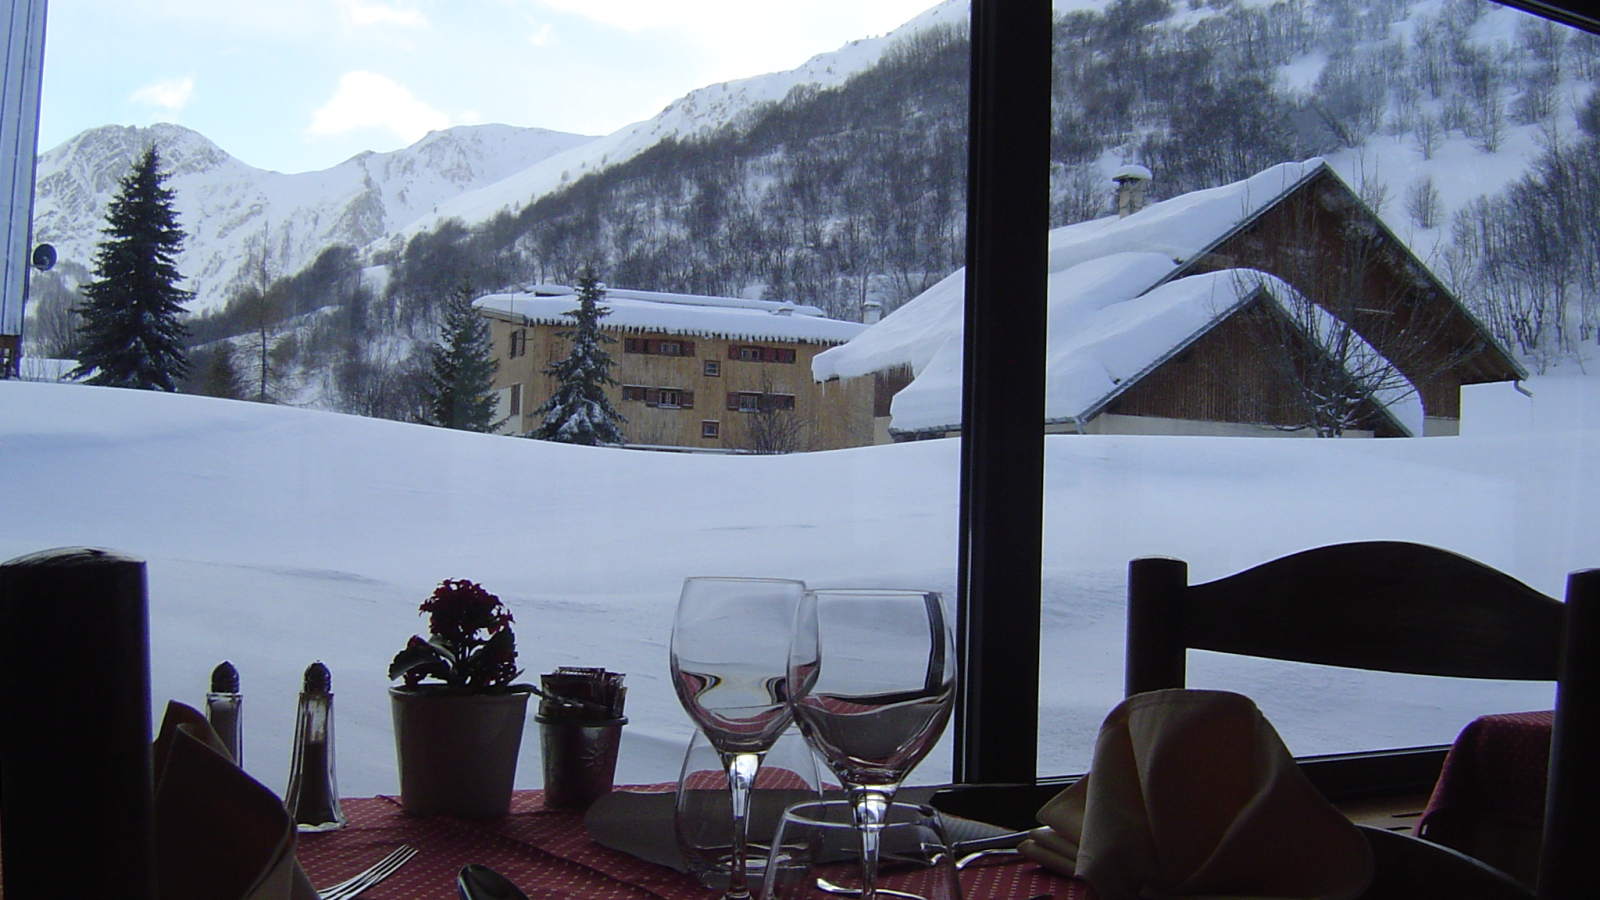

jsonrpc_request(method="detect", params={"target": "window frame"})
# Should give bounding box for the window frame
[955,0,1600,791]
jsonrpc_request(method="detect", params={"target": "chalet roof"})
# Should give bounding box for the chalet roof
[812,158,1515,435]
[475,284,865,345]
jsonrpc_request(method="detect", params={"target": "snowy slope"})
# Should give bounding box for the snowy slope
[30,122,596,312]
[2,377,1586,797]
[391,0,975,238]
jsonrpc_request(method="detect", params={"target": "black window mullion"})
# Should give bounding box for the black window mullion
[955,0,1052,785]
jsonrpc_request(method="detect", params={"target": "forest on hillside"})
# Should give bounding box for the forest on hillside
[31,0,1600,419]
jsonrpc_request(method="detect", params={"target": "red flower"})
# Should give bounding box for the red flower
[390,579,522,692]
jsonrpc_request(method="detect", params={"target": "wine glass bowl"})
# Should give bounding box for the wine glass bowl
[787,589,957,900]
[671,577,808,900]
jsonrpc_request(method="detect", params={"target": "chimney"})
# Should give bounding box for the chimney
[862,297,883,326]
[1112,164,1153,217]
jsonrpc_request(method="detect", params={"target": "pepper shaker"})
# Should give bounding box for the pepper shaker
[285,660,345,832]
[205,660,243,766]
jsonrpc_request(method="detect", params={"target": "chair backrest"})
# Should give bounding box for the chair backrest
[1125,541,1564,697]
[1122,541,1599,900]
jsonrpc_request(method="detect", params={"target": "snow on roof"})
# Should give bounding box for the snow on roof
[475,285,865,345]
[881,266,1421,437]
[812,159,1373,433]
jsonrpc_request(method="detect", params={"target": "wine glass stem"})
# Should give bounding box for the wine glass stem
[851,787,894,900]
[723,751,764,900]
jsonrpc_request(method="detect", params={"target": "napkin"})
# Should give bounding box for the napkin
[1019,689,1372,900]
[152,701,319,900]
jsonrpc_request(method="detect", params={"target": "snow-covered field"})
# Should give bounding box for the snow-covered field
[2,377,1593,799]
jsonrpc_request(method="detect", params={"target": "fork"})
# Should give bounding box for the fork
[318,844,418,900]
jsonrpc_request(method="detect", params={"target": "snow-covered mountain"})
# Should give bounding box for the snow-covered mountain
[29,0,970,315]
[398,0,972,238]
[30,122,597,312]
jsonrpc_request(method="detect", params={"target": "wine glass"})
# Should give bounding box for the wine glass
[671,577,808,900]
[787,589,956,900]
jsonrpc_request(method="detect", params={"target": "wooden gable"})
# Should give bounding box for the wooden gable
[1171,165,1523,421]
[1103,294,1411,438]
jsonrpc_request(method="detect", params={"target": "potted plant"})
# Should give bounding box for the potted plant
[388,579,532,817]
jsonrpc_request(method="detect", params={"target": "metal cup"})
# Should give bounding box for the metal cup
[536,714,627,809]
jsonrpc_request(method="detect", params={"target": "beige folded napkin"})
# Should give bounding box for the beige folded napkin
[152,701,318,900]
[1020,689,1371,900]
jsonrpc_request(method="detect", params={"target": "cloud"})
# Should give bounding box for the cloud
[526,21,554,46]
[337,0,429,29]
[308,71,451,144]
[130,77,196,115]
[535,0,752,34]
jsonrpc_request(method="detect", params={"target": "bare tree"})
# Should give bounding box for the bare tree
[1406,176,1443,229]
[1412,112,1442,159]
[1227,195,1477,437]
[735,371,811,454]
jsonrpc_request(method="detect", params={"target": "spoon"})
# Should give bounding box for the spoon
[457,864,531,900]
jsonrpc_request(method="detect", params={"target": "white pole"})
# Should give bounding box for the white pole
[1,0,48,377]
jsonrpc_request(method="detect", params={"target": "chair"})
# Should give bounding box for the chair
[1124,541,1600,900]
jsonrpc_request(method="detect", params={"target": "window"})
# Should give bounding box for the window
[627,385,693,408]
[509,329,527,358]
[729,344,796,363]
[704,360,720,377]
[726,391,792,412]
[625,337,695,356]
[701,420,719,438]
[508,383,521,416]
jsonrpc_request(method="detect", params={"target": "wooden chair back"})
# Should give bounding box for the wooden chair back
[1122,541,1599,900]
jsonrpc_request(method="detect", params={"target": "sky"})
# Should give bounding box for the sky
[36,0,944,175]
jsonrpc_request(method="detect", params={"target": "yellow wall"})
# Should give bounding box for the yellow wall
[484,310,874,451]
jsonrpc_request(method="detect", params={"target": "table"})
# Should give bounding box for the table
[1416,710,1554,888]
[297,787,1083,900]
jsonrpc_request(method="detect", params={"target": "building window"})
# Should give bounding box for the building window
[627,385,693,408]
[508,383,521,416]
[704,359,720,377]
[509,329,527,358]
[625,337,696,356]
[701,420,719,438]
[729,344,796,364]
[726,391,792,412]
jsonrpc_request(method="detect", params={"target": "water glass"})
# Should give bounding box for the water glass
[677,727,827,892]
[763,800,962,900]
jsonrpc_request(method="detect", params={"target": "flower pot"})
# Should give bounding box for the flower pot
[536,714,627,810]
[390,687,529,817]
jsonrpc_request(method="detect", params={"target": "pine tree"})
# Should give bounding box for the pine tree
[70,145,192,390]
[533,266,626,445]
[424,280,502,432]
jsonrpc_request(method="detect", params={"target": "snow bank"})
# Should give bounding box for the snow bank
[2,378,1585,798]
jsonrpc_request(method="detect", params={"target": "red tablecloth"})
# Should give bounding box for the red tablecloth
[297,788,1086,900]
[1416,710,1553,887]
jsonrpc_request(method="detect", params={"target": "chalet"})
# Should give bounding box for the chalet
[813,159,1526,440]
[476,285,874,451]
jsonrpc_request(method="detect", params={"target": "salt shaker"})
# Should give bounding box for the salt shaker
[285,661,345,832]
[205,660,243,766]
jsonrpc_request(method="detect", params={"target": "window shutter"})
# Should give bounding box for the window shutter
[645,388,659,406]
[682,390,695,409]
[726,392,738,410]
[728,345,740,359]
[684,341,696,357]
[624,338,637,353]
